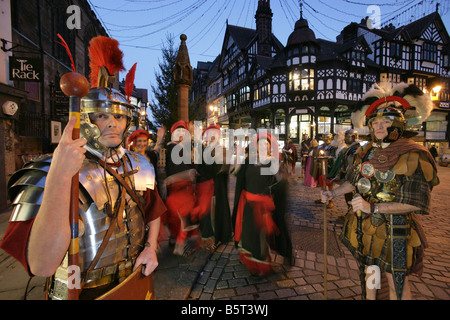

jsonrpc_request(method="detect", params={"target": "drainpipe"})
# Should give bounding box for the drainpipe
[37,0,47,152]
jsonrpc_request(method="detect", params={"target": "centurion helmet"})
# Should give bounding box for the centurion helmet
[345,128,358,139]
[80,36,138,157]
[351,82,434,143]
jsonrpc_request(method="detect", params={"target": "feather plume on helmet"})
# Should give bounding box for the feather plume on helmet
[88,36,125,88]
[125,62,137,103]
[351,82,434,142]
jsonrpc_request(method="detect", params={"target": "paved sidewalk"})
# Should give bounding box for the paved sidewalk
[188,166,450,300]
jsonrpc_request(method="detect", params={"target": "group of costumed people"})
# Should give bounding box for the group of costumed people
[118,115,294,277]
[0,33,291,299]
[160,121,234,256]
[0,33,439,300]
[133,120,293,276]
[302,129,361,210]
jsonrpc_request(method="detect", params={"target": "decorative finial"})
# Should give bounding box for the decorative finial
[300,0,303,19]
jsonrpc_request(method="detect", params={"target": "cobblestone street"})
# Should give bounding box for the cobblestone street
[1,165,449,300]
[188,165,450,300]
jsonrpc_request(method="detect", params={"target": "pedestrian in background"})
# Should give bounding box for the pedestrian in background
[429,144,438,161]
[313,134,336,208]
[282,139,298,176]
[300,134,311,178]
[304,138,318,187]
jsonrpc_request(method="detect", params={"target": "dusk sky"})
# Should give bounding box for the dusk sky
[89,0,449,104]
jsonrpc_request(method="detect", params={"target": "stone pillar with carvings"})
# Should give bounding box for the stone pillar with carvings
[174,34,193,121]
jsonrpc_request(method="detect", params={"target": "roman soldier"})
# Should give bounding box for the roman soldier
[0,36,166,300]
[321,82,439,300]
[327,130,363,207]
[340,129,363,208]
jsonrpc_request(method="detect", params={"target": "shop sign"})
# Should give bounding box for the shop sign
[439,102,449,109]
[9,57,42,82]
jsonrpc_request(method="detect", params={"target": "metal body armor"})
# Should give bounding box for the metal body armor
[349,145,409,299]
[7,150,155,300]
[351,146,400,224]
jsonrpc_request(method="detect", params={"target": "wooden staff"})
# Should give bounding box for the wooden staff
[319,151,328,300]
[68,96,81,300]
[58,34,90,300]
[357,214,366,299]
[354,195,366,300]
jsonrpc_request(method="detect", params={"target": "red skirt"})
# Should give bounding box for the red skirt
[234,190,279,276]
[164,181,195,238]
[191,179,215,221]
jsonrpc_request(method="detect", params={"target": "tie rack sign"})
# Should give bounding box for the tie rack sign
[9,57,42,82]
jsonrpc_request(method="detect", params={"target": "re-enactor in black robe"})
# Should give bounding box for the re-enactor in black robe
[232,137,292,275]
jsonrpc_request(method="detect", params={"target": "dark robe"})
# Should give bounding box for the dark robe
[194,146,232,245]
[232,160,292,275]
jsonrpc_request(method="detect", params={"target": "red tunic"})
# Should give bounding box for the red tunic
[0,187,166,277]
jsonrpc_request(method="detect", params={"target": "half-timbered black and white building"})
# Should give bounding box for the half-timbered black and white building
[198,0,450,150]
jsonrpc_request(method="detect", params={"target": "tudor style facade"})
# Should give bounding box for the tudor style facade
[219,24,283,129]
[347,12,450,143]
[199,1,450,151]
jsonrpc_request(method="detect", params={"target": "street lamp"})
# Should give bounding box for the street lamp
[209,105,218,124]
[139,107,147,129]
[431,85,441,101]
[433,85,442,93]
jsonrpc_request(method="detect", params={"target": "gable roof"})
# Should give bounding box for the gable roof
[372,12,449,45]
[338,36,373,55]
[227,25,257,50]
[381,26,412,42]
[206,55,222,85]
[404,12,439,40]
[219,24,284,69]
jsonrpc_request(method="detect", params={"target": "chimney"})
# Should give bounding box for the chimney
[255,0,273,57]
